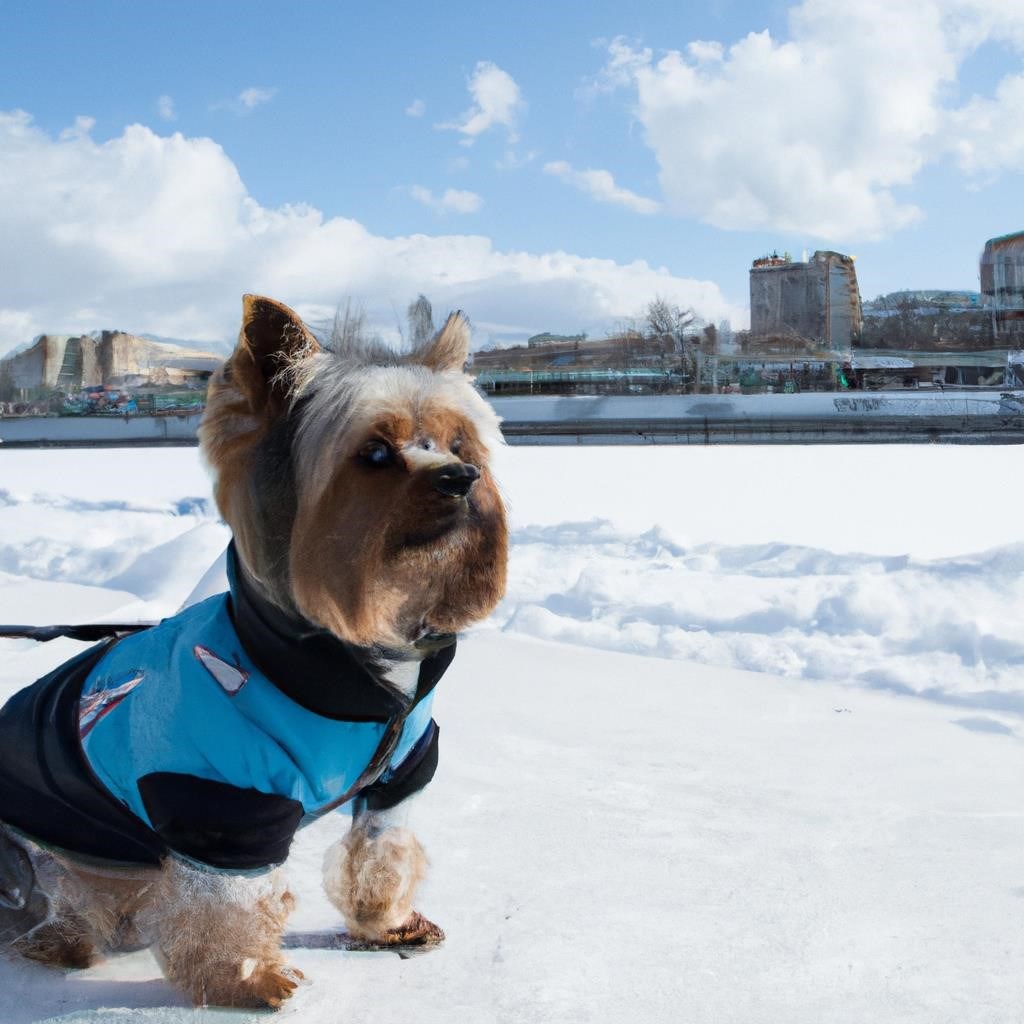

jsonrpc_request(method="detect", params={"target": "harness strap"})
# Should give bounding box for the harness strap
[0,624,155,643]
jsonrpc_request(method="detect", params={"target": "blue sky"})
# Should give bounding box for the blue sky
[1,0,1022,350]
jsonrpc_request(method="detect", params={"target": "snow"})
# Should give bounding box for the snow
[1,445,1023,1023]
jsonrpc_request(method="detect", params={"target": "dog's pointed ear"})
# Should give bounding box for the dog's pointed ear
[229,294,320,414]
[415,312,470,372]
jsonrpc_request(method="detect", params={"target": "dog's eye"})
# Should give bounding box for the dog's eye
[450,438,463,455]
[359,441,392,467]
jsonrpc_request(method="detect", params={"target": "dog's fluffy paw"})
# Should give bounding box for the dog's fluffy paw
[382,910,445,946]
[15,922,98,970]
[195,960,304,1010]
[240,961,304,1010]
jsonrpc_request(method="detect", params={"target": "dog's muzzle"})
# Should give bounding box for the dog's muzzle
[430,463,479,498]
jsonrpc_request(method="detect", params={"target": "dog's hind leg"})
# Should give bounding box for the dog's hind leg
[4,843,101,969]
[0,828,51,950]
[146,856,302,1009]
[8,848,156,969]
[322,801,444,944]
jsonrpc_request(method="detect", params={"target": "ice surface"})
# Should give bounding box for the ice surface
[0,445,1022,1023]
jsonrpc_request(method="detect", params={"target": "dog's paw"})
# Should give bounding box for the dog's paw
[197,960,304,1010]
[381,910,445,946]
[239,960,305,1010]
[15,922,98,970]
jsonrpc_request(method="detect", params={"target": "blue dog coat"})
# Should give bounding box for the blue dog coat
[0,547,450,871]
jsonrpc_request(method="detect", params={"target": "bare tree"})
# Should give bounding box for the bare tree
[644,297,698,390]
[407,295,436,349]
[645,296,695,351]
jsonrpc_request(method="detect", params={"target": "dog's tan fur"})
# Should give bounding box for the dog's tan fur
[15,295,507,1008]
[322,820,430,940]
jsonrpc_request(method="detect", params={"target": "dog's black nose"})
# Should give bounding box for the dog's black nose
[431,462,480,498]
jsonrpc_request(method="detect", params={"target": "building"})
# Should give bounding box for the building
[980,231,1024,342]
[1,331,222,397]
[526,332,587,348]
[749,250,862,350]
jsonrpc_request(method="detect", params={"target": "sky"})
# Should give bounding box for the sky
[1,0,1023,352]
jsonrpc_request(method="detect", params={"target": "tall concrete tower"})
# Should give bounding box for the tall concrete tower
[749,250,862,349]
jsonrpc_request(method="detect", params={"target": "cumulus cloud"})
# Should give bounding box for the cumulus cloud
[409,185,484,214]
[59,115,95,141]
[580,37,653,98]
[598,0,1024,241]
[438,61,523,144]
[405,98,426,117]
[947,71,1024,177]
[0,111,739,351]
[543,161,660,214]
[157,95,176,121]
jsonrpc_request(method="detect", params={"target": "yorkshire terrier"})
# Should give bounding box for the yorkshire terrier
[0,295,508,1008]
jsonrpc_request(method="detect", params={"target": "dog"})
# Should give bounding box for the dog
[0,294,508,1008]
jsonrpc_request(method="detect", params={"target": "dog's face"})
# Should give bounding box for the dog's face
[199,295,507,648]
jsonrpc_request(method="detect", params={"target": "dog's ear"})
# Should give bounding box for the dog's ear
[229,294,320,415]
[415,312,470,372]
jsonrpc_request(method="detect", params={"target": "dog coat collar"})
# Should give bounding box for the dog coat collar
[226,543,455,722]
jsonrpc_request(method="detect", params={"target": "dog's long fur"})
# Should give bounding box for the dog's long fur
[11,295,508,1008]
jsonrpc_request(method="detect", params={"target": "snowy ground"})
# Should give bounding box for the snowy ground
[0,445,1022,1023]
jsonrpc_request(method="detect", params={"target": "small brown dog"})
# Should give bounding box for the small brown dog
[0,295,508,1008]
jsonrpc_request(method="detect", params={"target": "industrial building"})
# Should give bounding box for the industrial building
[980,230,1024,342]
[748,250,862,350]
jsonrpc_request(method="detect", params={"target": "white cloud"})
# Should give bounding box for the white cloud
[598,0,1024,241]
[405,98,426,117]
[580,37,652,98]
[686,40,724,63]
[543,161,660,214]
[410,185,484,214]
[0,111,739,351]
[238,87,277,110]
[212,87,278,115]
[157,95,176,121]
[438,61,523,144]
[59,115,95,141]
[946,71,1024,177]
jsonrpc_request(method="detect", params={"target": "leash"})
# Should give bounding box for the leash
[0,623,155,643]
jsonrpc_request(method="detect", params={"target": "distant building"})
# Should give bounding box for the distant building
[1,331,222,396]
[526,331,586,348]
[749,250,862,350]
[980,231,1024,342]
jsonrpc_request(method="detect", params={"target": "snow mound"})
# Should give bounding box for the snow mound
[492,520,1024,714]
[0,488,218,587]
[105,521,231,605]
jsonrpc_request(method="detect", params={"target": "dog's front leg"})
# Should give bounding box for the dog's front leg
[149,856,301,1009]
[322,799,443,944]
